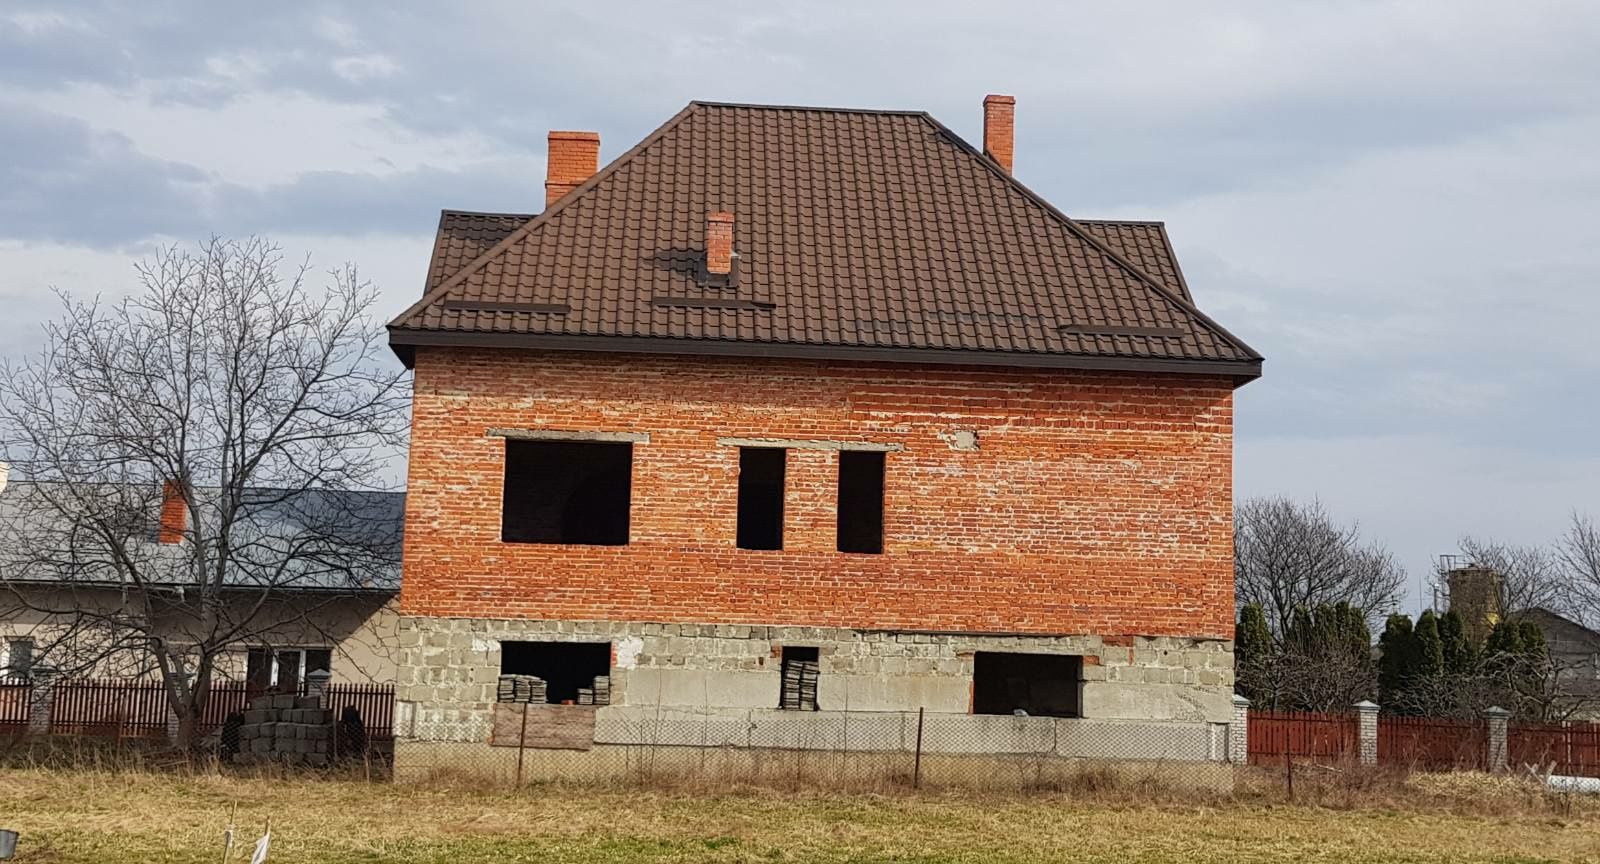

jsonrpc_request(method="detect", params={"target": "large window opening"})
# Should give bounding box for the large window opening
[778,645,820,710]
[502,440,632,545]
[972,651,1081,718]
[499,641,612,705]
[836,450,885,554]
[737,447,786,550]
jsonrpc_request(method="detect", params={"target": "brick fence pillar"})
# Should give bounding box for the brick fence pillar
[26,667,57,736]
[1229,694,1250,764]
[1484,706,1510,771]
[1353,700,1379,765]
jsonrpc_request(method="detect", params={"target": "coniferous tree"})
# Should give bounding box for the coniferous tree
[1377,614,1416,711]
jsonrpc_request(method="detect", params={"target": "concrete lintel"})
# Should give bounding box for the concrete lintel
[487,428,650,444]
[716,436,904,452]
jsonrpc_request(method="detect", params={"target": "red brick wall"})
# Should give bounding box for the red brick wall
[400,348,1236,639]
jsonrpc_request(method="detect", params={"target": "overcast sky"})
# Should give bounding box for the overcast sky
[2,2,1596,614]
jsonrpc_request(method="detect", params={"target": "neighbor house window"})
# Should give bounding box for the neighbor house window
[836,450,885,554]
[502,440,632,545]
[736,447,786,550]
[499,641,612,705]
[779,645,820,710]
[971,651,1081,718]
[246,647,332,692]
[4,638,34,677]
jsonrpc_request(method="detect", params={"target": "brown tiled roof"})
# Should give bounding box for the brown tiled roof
[390,102,1261,379]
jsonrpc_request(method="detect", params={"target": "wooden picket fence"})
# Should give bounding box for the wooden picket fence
[1377,714,1487,771]
[1247,709,1358,765]
[0,676,31,729]
[1510,722,1600,776]
[17,678,394,741]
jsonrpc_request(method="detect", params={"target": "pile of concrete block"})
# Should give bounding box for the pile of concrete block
[234,693,334,766]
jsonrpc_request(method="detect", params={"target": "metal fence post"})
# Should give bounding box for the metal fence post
[912,707,924,789]
[1229,694,1250,764]
[1484,706,1510,772]
[1353,700,1379,766]
[26,667,56,736]
[515,702,529,789]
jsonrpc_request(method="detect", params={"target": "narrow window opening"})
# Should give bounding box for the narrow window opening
[500,640,612,705]
[737,447,786,550]
[779,645,820,710]
[836,450,885,554]
[972,651,1081,718]
[502,440,632,545]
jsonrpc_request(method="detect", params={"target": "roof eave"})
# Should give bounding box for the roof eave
[388,328,1263,385]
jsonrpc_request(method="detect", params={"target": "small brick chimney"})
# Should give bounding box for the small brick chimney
[545,130,601,208]
[158,480,186,544]
[706,211,735,276]
[983,94,1016,173]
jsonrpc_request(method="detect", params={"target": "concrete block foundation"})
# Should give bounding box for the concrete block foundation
[394,615,1234,785]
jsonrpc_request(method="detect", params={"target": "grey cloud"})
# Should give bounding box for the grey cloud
[0,101,539,246]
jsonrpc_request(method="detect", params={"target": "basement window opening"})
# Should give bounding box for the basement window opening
[836,450,885,554]
[500,641,612,705]
[779,646,820,710]
[502,439,632,545]
[971,651,1081,718]
[736,447,786,550]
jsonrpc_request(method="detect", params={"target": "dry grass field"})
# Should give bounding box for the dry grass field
[3,768,1599,863]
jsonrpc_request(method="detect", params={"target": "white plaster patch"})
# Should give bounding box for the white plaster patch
[938,429,980,451]
[472,637,496,653]
[615,636,644,669]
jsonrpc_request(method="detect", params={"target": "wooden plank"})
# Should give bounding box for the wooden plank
[490,703,597,750]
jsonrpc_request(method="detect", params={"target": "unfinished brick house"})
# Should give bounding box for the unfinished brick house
[387,96,1262,775]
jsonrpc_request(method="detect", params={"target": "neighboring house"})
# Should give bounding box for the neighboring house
[0,466,403,687]
[1518,608,1600,715]
[387,96,1262,768]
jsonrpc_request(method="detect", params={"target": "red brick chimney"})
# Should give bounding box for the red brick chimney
[983,94,1016,173]
[545,130,601,208]
[706,211,734,275]
[158,480,186,544]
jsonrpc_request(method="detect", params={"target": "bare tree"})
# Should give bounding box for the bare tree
[0,237,407,746]
[1558,512,1600,626]
[1234,496,1406,636]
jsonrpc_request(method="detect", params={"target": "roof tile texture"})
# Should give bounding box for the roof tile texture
[394,103,1258,368]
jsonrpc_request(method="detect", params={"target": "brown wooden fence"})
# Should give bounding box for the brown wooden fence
[1510,722,1600,776]
[1247,709,1357,765]
[1377,714,1487,771]
[13,678,393,741]
[0,676,31,729]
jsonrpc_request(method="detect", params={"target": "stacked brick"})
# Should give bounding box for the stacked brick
[234,693,334,766]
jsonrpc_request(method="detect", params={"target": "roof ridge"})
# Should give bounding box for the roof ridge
[388,103,703,331]
[1075,218,1166,227]
[438,208,536,218]
[690,99,931,116]
[912,112,1262,362]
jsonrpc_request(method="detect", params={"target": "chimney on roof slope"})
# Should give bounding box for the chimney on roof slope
[983,94,1016,173]
[706,210,735,276]
[158,480,186,544]
[545,130,601,208]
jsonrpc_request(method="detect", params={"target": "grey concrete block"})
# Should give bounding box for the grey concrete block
[296,696,321,710]
[243,709,269,724]
[272,694,296,709]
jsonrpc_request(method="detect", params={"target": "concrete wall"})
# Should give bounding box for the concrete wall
[396,615,1235,739]
[0,585,399,684]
